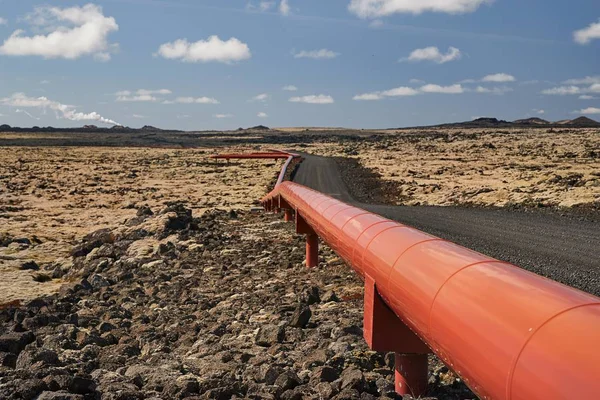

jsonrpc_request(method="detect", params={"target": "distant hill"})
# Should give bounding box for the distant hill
[405,116,599,129]
[513,117,549,125]
[0,124,182,133]
[566,116,600,126]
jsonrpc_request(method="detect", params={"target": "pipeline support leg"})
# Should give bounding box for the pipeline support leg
[394,353,428,396]
[305,234,318,268]
[363,274,430,397]
[284,209,293,222]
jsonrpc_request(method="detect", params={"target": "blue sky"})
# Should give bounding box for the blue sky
[0,0,598,130]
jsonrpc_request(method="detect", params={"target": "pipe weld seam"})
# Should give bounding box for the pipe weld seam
[505,302,600,400]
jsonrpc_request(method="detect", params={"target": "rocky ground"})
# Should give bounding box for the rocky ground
[0,146,280,304]
[0,203,472,399]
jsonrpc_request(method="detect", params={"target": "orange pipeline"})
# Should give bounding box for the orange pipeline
[263,182,600,400]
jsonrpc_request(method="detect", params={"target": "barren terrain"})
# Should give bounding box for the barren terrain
[0,128,598,399]
[0,145,280,304]
[304,128,600,209]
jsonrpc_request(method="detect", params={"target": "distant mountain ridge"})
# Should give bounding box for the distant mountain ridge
[0,124,183,133]
[408,116,600,129]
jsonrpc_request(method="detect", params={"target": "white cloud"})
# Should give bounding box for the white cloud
[0,17,7,25]
[283,85,298,91]
[482,73,516,82]
[174,96,220,104]
[156,36,251,64]
[475,86,513,95]
[293,49,339,59]
[354,84,458,100]
[577,107,600,114]
[214,113,233,118]
[137,89,171,95]
[381,87,420,96]
[404,46,461,64]
[564,76,600,85]
[116,89,171,102]
[132,114,146,119]
[348,0,491,18]
[0,4,118,61]
[534,109,545,115]
[118,95,157,102]
[289,94,334,104]
[579,95,596,100]
[353,93,384,101]
[1,92,119,125]
[260,1,276,11]
[257,112,268,118]
[40,80,50,85]
[574,20,600,45]
[420,84,464,94]
[280,0,291,16]
[542,86,582,95]
[251,93,269,102]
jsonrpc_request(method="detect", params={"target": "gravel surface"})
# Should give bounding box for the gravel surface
[293,153,600,296]
[0,204,474,399]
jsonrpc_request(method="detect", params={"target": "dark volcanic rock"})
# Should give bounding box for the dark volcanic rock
[0,331,35,355]
[20,261,40,271]
[289,305,312,328]
[71,228,115,257]
[255,324,285,347]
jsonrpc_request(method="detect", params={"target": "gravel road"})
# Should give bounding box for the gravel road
[293,153,600,296]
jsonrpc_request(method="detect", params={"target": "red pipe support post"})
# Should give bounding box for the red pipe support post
[305,234,319,268]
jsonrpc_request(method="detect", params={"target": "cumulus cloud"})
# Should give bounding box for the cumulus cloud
[354,84,459,100]
[156,36,251,64]
[348,0,491,18]
[576,107,600,114]
[251,93,269,102]
[116,89,171,102]
[0,4,118,61]
[353,93,384,101]
[541,84,600,96]
[574,19,600,45]
[579,95,596,100]
[475,86,513,95]
[280,0,291,16]
[283,85,298,91]
[535,109,545,114]
[404,46,461,64]
[564,76,600,85]
[260,1,276,11]
[482,73,516,82]
[132,114,146,119]
[420,84,464,94]
[289,94,334,104]
[541,86,581,96]
[1,92,119,125]
[257,112,268,118]
[174,96,220,104]
[0,17,7,25]
[293,49,339,59]
[214,113,233,118]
